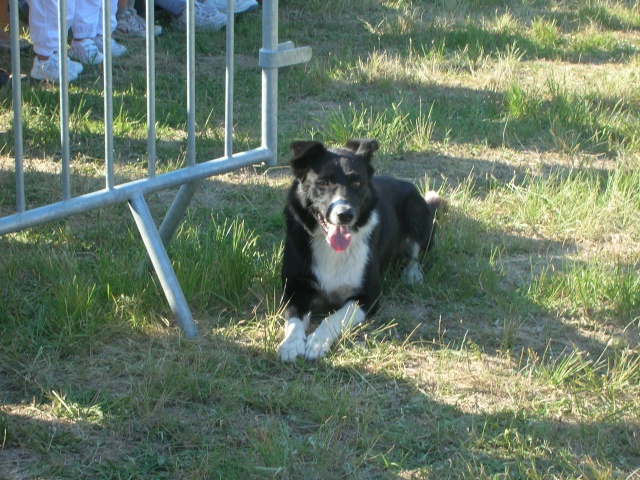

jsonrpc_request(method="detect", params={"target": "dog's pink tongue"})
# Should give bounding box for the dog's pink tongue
[327,224,351,252]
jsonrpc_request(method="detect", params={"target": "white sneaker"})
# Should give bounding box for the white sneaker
[173,2,227,31]
[31,52,79,82]
[94,35,128,57]
[200,0,258,15]
[115,8,163,37]
[70,38,104,65]
[68,57,84,75]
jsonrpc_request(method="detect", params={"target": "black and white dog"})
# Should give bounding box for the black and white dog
[277,138,444,361]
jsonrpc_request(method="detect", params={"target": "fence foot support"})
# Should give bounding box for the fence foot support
[128,192,199,338]
[137,181,201,277]
[159,181,201,245]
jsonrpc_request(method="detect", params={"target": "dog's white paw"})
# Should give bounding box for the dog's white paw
[305,327,332,360]
[277,317,308,362]
[277,334,306,362]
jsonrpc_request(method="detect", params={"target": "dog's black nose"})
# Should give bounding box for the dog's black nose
[337,207,355,224]
[328,199,356,225]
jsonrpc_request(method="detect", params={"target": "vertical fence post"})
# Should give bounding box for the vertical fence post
[102,0,115,190]
[58,0,72,199]
[224,0,235,158]
[186,0,196,168]
[10,0,25,213]
[262,0,279,167]
[146,0,157,178]
[260,1,311,167]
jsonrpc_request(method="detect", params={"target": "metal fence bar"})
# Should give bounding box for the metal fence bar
[261,0,278,167]
[158,182,201,246]
[9,0,25,213]
[186,0,196,167]
[102,0,115,190]
[58,0,72,200]
[129,192,198,337]
[146,0,157,178]
[155,0,233,249]
[258,1,311,167]
[224,0,234,158]
[0,148,270,236]
[158,0,238,248]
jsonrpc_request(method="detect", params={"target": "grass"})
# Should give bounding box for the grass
[1,0,640,478]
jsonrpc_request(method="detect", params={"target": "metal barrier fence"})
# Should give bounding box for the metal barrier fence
[1,0,311,337]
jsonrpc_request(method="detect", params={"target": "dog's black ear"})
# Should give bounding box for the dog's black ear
[344,138,380,157]
[290,141,325,178]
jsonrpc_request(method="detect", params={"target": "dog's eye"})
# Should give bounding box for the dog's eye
[317,179,329,189]
[350,179,362,189]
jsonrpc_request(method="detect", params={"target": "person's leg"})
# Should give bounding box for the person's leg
[94,0,127,57]
[115,0,128,20]
[28,0,59,58]
[70,0,103,64]
[71,0,101,40]
[28,0,81,80]
[200,0,258,16]
[97,0,117,36]
[114,0,162,37]
[153,0,183,17]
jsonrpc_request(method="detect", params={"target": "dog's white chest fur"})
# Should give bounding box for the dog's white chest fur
[311,210,379,303]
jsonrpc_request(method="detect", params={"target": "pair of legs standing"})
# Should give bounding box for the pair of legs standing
[28,0,131,81]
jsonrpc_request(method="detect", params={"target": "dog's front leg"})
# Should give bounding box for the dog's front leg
[277,314,310,362]
[305,300,366,360]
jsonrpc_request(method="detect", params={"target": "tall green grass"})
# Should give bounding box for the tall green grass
[504,77,640,155]
[496,168,640,240]
[171,216,265,312]
[311,101,436,156]
[529,259,640,326]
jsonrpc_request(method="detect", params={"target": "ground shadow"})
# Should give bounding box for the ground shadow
[1,325,638,478]
[1,156,638,477]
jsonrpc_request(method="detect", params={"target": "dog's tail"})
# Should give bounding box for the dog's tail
[424,191,447,213]
[420,191,447,252]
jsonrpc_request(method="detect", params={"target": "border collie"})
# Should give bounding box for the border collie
[277,138,444,361]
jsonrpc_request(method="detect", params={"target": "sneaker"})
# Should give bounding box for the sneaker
[68,57,84,75]
[173,2,227,31]
[31,53,79,82]
[115,8,163,37]
[70,38,104,65]
[94,35,128,57]
[200,0,258,15]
